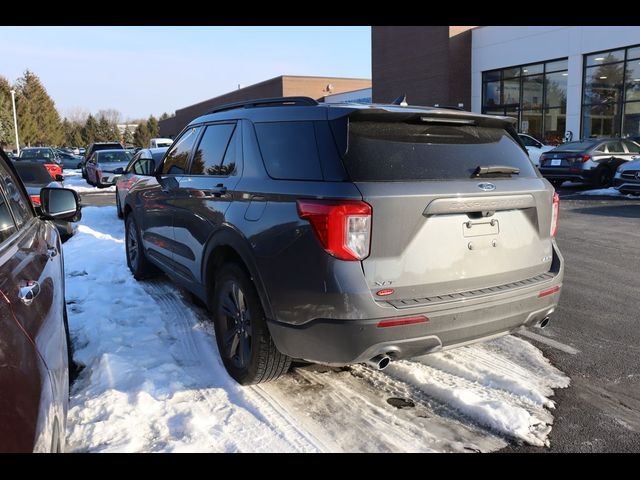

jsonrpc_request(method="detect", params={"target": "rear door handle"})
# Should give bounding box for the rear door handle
[18,281,41,306]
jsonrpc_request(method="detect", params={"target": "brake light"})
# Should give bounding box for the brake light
[297,199,372,261]
[538,285,560,298]
[43,163,62,179]
[550,192,560,237]
[377,315,429,328]
[29,195,41,206]
[579,155,591,163]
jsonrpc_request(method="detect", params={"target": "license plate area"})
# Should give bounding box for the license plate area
[550,159,562,166]
[463,219,499,237]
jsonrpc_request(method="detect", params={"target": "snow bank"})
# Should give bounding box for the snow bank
[62,173,115,193]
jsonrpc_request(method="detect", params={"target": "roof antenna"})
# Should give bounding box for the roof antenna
[391,94,408,106]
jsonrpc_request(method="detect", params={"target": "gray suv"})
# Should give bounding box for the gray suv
[123,97,564,385]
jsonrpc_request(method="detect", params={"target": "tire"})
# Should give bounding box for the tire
[116,189,123,219]
[597,168,613,188]
[125,214,158,280]
[211,262,291,385]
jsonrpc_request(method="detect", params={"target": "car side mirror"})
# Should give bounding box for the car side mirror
[55,174,64,182]
[113,167,124,174]
[39,188,82,222]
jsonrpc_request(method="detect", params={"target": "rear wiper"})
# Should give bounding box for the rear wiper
[473,165,520,177]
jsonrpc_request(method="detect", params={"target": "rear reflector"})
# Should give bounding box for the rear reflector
[30,195,41,206]
[550,192,560,237]
[377,315,429,328]
[376,288,395,296]
[538,285,560,298]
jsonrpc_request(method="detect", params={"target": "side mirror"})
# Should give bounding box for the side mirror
[55,174,64,182]
[39,188,82,222]
[113,167,124,174]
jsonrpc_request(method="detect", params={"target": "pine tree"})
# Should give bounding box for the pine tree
[14,70,63,146]
[0,77,15,147]
[159,112,170,121]
[146,115,159,138]
[82,114,98,144]
[133,122,149,148]
[122,125,134,146]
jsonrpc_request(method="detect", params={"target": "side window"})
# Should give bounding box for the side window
[594,143,607,153]
[162,127,201,175]
[254,121,322,180]
[606,141,624,154]
[220,126,240,176]
[520,135,536,147]
[190,123,235,175]
[0,161,32,228]
[624,141,640,154]
[0,188,17,243]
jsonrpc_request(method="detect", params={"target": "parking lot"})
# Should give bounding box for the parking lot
[69,182,640,452]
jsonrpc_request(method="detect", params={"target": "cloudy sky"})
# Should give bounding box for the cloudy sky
[0,26,371,120]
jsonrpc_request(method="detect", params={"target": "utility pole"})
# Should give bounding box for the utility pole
[10,89,19,155]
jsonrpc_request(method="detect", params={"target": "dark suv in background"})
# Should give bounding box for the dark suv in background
[123,97,563,385]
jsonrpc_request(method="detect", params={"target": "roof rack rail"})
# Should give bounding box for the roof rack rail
[207,96,319,114]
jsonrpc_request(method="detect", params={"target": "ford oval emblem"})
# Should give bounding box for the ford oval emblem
[477,182,496,191]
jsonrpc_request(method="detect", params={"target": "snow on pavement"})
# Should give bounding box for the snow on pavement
[62,169,116,193]
[64,206,569,452]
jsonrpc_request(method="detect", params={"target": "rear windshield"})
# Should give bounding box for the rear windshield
[14,163,52,184]
[342,121,537,181]
[20,148,51,159]
[93,143,123,151]
[97,151,130,163]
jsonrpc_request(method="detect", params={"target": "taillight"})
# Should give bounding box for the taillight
[579,155,591,163]
[30,195,41,206]
[377,315,429,328]
[297,199,372,261]
[43,163,62,179]
[550,192,560,237]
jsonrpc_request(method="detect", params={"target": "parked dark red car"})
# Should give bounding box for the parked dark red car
[0,150,81,452]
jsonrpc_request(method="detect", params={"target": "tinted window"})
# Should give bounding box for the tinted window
[605,141,624,153]
[519,135,539,147]
[0,161,32,227]
[0,188,17,243]
[220,126,239,176]
[190,123,235,175]
[20,148,52,160]
[97,151,130,163]
[555,141,598,152]
[14,163,53,184]
[254,122,322,180]
[342,121,537,181]
[624,140,640,153]
[162,127,201,175]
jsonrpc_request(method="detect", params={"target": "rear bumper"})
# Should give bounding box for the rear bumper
[539,167,596,184]
[267,244,564,365]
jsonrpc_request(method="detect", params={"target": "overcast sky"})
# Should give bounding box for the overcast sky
[0,26,371,121]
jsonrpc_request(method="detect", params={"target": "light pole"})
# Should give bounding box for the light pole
[10,89,19,156]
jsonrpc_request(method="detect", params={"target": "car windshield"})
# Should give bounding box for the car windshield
[13,163,53,184]
[553,141,598,152]
[20,148,51,159]
[97,151,131,163]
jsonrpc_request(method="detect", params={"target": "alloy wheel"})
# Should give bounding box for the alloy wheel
[217,281,252,369]
[127,221,139,270]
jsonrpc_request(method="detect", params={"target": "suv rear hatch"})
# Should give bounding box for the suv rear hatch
[337,109,556,303]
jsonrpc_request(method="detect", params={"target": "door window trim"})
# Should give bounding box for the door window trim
[186,120,240,177]
[159,125,204,176]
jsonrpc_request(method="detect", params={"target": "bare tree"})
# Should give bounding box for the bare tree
[63,106,91,125]
[96,108,122,125]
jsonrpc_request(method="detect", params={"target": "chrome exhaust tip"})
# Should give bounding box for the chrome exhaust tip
[365,354,391,370]
[539,316,550,328]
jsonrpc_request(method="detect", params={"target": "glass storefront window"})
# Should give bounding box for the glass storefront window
[582,103,622,138]
[583,64,624,104]
[522,75,544,110]
[544,108,566,145]
[521,110,543,139]
[502,78,520,106]
[625,60,640,102]
[586,49,625,67]
[546,59,568,72]
[545,71,568,111]
[623,101,640,137]
[521,63,544,76]
[502,67,520,79]
[628,47,640,60]
[483,71,501,82]
[483,81,501,108]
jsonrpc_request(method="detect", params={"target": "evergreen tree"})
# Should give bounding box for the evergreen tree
[0,77,15,147]
[14,70,63,146]
[146,115,159,138]
[133,122,150,148]
[82,114,98,145]
[96,116,113,142]
[159,112,170,121]
[122,125,134,146]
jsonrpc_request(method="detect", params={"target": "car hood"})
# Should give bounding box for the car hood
[618,158,640,171]
[97,161,129,172]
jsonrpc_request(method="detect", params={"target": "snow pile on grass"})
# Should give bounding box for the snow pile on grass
[62,173,115,193]
[64,207,322,452]
[579,187,624,197]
